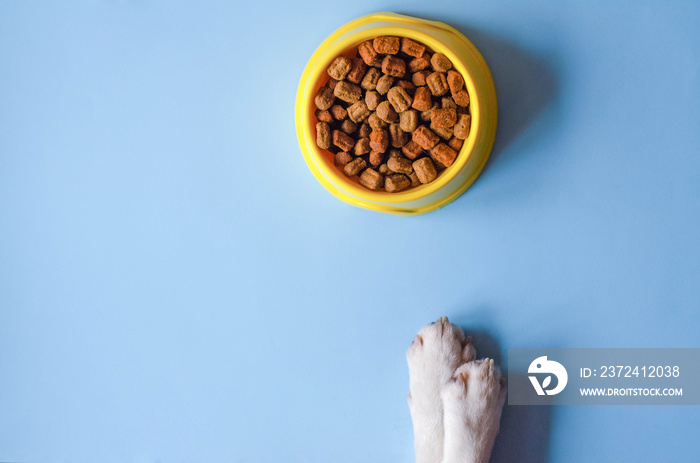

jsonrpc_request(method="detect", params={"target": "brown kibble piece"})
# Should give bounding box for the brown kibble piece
[430,53,452,72]
[385,174,411,192]
[441,97,456,109]
[411,86,432,112]
[341,119,357,134]
[412,70,429,87]
[397,80,416,95]
[369,128,389,153]
[330,105,347,120]
[333,130,355,152]
[408,55,431,73]
[360,67,381,90]
[426,72,449,96]
[376,75,395,95]
[343,157,367,177]
[373,36,400,54]
[401,37,426,58]
[354,137,370,155]
[359,123,371,138]
[369,150,384,167]
[387,156,413,175]
[314,86,335,110]
[454,114,471,139]
[365,91,380,111]
[446,70,464,93]
[413,157,437,183]
[347,100,371,123]
[389,123,407,148]
[327,56,352,80]
[413,125,440,150]
[433,157,446,172]
[347,58,368,84]
[387,86,413,113]
[432,126,453,140]
[358,40,378,66]
[448,136,464,151]
[316,122,331,150]
[334,81,363,103]
[402,140,423,160]
[382,55,406,78]
[315,109,333,123]
[408,171,420,187]
[327,78,338,90]
[453,89,470,107]
[430,142,458,167]
[359,168,384,190]
[430,108,457,128]
[367,112,388,128]
[379,163,389,174]
[334,151,353,166]
[376,100,399,123]
[399,110,419,132]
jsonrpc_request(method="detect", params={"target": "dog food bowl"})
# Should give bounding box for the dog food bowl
[295,12,497,216]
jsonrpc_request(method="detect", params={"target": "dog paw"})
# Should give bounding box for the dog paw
[406,316,475,393]
[406,317,475,463]
[441,359,507,463]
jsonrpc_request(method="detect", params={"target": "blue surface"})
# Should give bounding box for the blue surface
[1,1,699,462]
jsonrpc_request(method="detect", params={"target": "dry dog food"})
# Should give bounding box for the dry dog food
[313,36,471,192]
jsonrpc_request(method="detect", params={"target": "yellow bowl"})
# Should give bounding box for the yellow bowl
[296,12,497,216]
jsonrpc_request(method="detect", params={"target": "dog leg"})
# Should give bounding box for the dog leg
[441,359,507,463]
[406,318,476,463]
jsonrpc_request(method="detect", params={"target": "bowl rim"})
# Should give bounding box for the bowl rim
[296,13,484,204]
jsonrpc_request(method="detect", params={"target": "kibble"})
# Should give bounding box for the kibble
[346,58,368,84]
[334,80,363,103]
[387,156,413,175]
[327,56,352,80]
[359,168,385,190]
[315,86,335,110]
[413,125,440,150]
[344,157,367,177]
[373,36,400,54]
[333,130,355,152]
[454,114,471,139]
[385,174,411,192]
[316,122,331,150]
[413,157,437,183]
[430,53,452,72]
[426,72,449,96]
[412,86,432,111]
[347,100,371,123]
[370,128,389,153]
[376,101,398,123]
[387,86,413,113]
[430,142,458,167]
[334,151,353,166]
[313,35,472,192]
[376,74,394,95]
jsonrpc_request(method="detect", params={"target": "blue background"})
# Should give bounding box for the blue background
[1,1,699,462]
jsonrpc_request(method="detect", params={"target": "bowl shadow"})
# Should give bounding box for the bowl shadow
[459,327,553,463]
[449,24,560,173]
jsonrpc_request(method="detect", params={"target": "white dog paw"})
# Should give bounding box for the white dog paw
[441,359,507,463]
[406,317,474,463]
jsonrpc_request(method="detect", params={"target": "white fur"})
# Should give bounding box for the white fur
[406,318,506,463]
